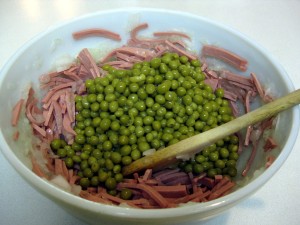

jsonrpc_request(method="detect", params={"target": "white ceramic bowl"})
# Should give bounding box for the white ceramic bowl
[0,8,299,225]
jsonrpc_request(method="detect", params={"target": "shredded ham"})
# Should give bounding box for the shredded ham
[11,99,24,126]
[153,31,191,40]
[77,169,236,208]
[164,40,197,60]
[202,45,248,71]
[78,48,101,78]
[72,28,121,41]
[265,155,276,168]
[130,23,149,43]
[264,137,278,152]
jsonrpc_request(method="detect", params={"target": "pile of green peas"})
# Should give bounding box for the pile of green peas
[50,52,238,196]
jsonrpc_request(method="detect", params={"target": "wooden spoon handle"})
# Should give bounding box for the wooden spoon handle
[122,89,300,176]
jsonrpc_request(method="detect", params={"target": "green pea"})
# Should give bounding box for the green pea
[177,87,186,97]
[150,58,161,68]
[90,176,99,187]
[84,126,95,137]
[105,177,117,190]
[113,164,122,174]
[57,148,67,157]
[79,178,90,189]
[72,155,81,163]
[155,94,166,105]
[207,168,218,178]
[193,163,204,174]
[215,88,224,98]
[50,139,62,150]
[184,164,193,173]
[102,140,112,151]
[220,148,229,158]
[215,160,226,169]
[83,168,93,178]
[100,118,111,131]
[135,101,146,111]
[65,157,74,168]
[119,135,129,145]
[179,55,188,64]
[129,83,139,92]
[122,156,132,166]
[110,121,120,131]
[138,141,150,152]
[75,134,85,145]
[227,167,237,177]
[92,149,102,159]
[131,149,141,160]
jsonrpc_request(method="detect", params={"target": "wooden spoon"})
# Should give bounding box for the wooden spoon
[122,89,300,176]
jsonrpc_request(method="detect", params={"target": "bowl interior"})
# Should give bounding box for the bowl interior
[0,8,298,224]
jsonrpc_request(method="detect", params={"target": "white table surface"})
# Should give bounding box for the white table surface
[1,1,300,225]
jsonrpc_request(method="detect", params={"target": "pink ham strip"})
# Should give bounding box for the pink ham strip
[116,52,142,63]
[245,90,252,113]
[174,189,211,204]
[62,114,76,136]
[26,100,44,125]
[13,131,19,141]
[221,70,253,86]
[31,156,48,179]
[129,23,165,45]
[207,181,235,200]
[202,45,248,71]
[210,176,229,193]
[31,123,46,137]
[42,88,72,110]
[250,72,265,99]
[39,71,59,84]
[165,40,197,60]
[42,83,75,103]
[63,70,82,81]
[152,185,188,198]
[102,47,155,63]
[204,78,218,91]
[154,45,169,57]
[153,31,191,40]
[59,94,67,114]
[205,70,218,79]
[77,48,100,78]
[237,132,244,154]
[43,103,54,126]
[263,137,278,152]
[228,81,255,92]
[40,81,56,90]
[117,182,169,208]
[230,100,239,117]
[98,191,150,207]
[11,99,24,126]
[242,142,259,177]
[72,28,121,41]
[244,126,253,146]
[265,155,276,168]
[52,101,63,134]
[130,23,149,42]
[80,191,113,205]
[105,61,133,69]
[142,169,153,181]
[223,90,238,101]
[65,91,75,123]
[171,40,187,49]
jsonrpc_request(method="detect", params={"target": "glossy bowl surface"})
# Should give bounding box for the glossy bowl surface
[0,8,299,225]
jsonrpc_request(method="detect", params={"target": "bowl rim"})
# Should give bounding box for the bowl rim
[0,7,299,220]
